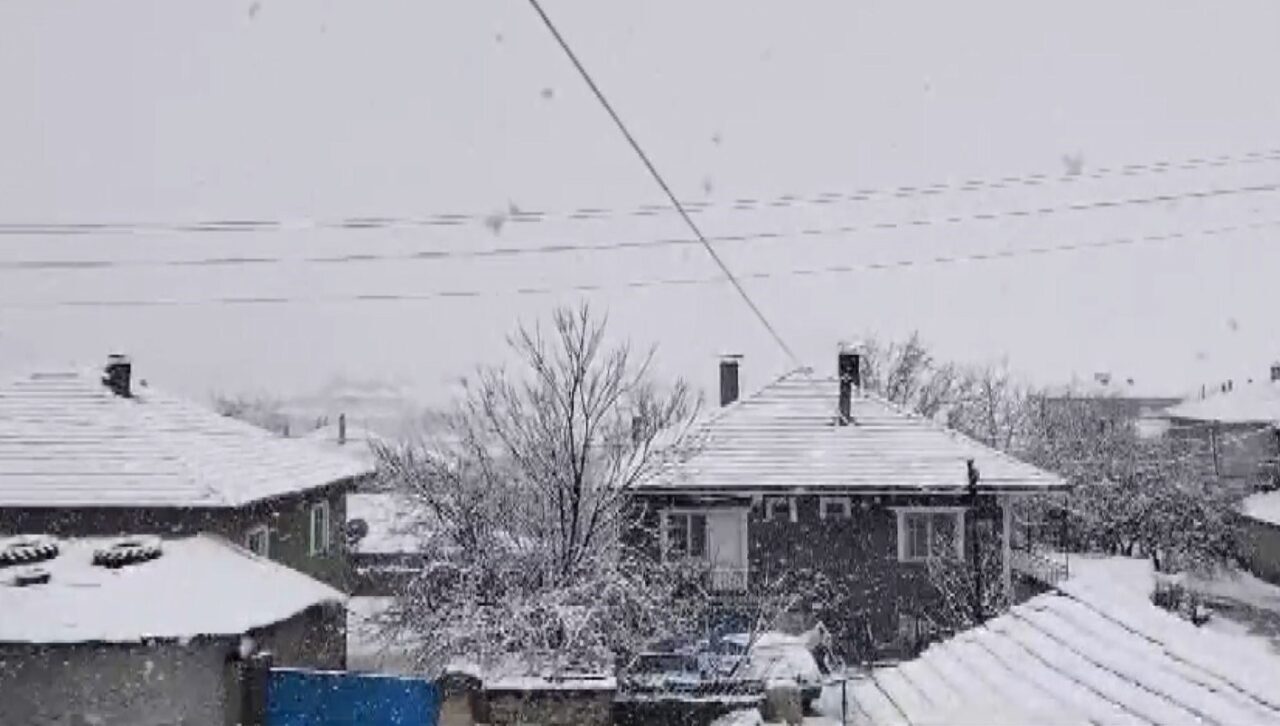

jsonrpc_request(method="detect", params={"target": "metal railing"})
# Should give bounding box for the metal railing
[1009,547,1069,587]
[707,567,749,592]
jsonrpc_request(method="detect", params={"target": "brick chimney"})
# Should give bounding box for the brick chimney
[1272,362,1280,383]
[102,354,132,398]
[719,355,742,407]
[838,343,862,425]
[338,413,347,445]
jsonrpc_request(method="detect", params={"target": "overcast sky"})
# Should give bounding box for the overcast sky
[2,0,1278,408]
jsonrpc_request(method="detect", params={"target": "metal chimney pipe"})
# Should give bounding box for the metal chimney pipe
[838,344,862,425]
[102,354,132,398]
[719,355,742,407]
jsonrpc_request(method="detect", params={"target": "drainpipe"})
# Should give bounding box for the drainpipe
[967,459,983,624]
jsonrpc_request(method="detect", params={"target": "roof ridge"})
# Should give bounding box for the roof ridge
[859,388,1063,483]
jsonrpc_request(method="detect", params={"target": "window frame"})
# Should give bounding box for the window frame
[309,501,331,556]
[245,524,270,557]
[819,496,852,521]
[763,496,796,523]
[894,507,965,563]
[661,510,710,562]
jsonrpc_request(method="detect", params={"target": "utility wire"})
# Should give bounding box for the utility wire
[3,181,1276,272]
[3,148,1279,237]
[521,0,799,366]
[6,219,1273,310]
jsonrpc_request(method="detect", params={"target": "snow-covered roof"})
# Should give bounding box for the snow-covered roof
[0,369,376,507]
[845,559,1280,726]
[1042,375,1186,403]
[347,492,431,554]
[1241,490,1280,527]
[0,534,344,644]
[1163,381,1280,425]
[305,421,384,465]
[639,370,1064,493]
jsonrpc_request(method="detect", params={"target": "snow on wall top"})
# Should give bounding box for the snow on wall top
[1163,381,1280,425]
[639,370,1065,493]
[845,560,1280,726]
[0,534,344,644]
[0,369,376,507]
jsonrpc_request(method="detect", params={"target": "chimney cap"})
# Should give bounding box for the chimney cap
[838,340,866,354]
[719,353,744,362]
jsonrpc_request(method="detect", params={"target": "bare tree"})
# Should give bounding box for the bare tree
[860,332,966,420]
[375,303,701,675]
[860,333,1029,452]
[948,363,1030,453]
[1020,395,1241,574]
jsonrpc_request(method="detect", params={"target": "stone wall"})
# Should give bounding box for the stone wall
[477,688,615,726]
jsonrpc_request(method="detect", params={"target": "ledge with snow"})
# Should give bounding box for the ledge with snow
[0,533,346,725]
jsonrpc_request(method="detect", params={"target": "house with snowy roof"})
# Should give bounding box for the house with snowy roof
[1159,362,1280,486]
[629,348,1067,660]
[0,355,376,588]
[1039,371,1186,440]
[0,532,345,726]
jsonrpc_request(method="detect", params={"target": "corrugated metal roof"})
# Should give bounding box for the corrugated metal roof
[844,577,1280,726]
[640,370,1064,493]
[0,369,375,508]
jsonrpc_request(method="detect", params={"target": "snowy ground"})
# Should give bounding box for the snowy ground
[1185,568,1280,655]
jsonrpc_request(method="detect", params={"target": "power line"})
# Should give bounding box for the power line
[6,218,1273,310]
[3,148,1279,237]
[521,0,799,366]
[3,181,1276,272]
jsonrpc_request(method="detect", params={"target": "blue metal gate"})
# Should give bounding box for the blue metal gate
[266,668,439,726]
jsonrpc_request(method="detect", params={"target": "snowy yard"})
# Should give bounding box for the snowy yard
[1185,568,1280,655]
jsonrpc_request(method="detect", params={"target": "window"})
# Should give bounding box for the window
[764,496,795,523]
[664,512,708,560]
[309,501,331,556]
[896,509,964,562]
[245,524,270,557]
[819,497,851,520]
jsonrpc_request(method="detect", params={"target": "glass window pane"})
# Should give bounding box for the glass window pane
[689,514,707,558]
[667,514,689,557]
[906,514,929,559]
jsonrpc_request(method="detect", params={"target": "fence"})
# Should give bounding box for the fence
[265,667,439,726]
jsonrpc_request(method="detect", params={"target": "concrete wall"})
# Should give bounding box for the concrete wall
[629,492,1004,661]
[253,604,348,671]
[0,641,231,726]
[0,607,345,726]
[0,484,355,589]
[1237,516,1280,586]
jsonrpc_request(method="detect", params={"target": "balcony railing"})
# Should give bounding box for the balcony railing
[707,567,749,593]
[1010,547,1069,587]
